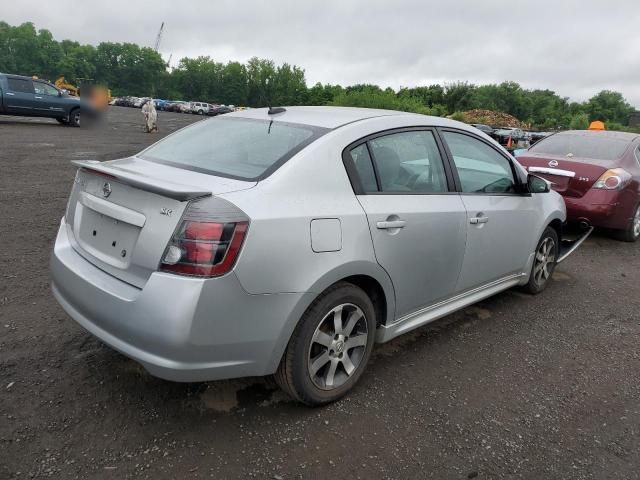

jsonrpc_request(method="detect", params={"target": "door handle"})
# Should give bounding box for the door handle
[6,92,15,96]
[35,96,43,99]
[470,216,489,225]
[376,220,406,229]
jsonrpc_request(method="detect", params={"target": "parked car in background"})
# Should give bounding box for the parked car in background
[51,106,585,406]
[516,130,640,241]
[469,123,493,135]
[492,127,525,144]
[190,102,210,115]
[0,73,84,126]
[133,97,149,108]
[208,105,234,116]
[154,99,170,111]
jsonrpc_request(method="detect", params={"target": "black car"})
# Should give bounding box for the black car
[469,123,494,135]
[0,73,87,126]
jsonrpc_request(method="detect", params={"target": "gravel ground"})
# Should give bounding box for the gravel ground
[1,107,639,480]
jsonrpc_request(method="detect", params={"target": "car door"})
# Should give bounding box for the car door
[344,128,467,319]
[439,129,537,292]
[4,77,35,114]
[32,81,66,117]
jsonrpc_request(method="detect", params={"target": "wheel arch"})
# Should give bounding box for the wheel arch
[264,262,396,374]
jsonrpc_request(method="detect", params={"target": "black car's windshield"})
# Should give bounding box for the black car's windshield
[140,116,328,180]
[529,133,631,160]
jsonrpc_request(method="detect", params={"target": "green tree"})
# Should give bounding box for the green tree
[586,90,633,125]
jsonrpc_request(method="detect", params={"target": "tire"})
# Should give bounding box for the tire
[275,282,376,406]
[197,109,203,115]
[613,203,640,242]
[523,226,559,294]
[68,108,80,127]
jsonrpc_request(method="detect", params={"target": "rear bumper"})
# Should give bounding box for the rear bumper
[50,218,312,382]
[563,190,630,230]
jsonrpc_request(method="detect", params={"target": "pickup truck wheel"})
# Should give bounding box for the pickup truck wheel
[614,204,640,242]
[523,227,558,295]
[275,282,376,406]
[68,109,80,127]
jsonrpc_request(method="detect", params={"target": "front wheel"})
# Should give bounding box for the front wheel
[275,282,376,406]
[68,109,80,127]
[614,204,640,242]
[523,226,558,294]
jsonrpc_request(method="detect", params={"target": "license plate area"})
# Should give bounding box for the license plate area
[74,203,141,269]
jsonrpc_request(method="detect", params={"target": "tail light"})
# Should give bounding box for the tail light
[160,196,249,277]
[592,168,632,190]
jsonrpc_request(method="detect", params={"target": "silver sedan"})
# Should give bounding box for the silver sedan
[50,106,583,405]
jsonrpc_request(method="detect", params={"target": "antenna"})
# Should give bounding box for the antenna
[154,21,165,51]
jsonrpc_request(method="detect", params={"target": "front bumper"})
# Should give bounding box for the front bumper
[50,219,313,382]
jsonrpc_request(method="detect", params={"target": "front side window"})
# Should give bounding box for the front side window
[442,131,516,194]
[7,78,34,94]
[140,117,328,180]
[367,130,448,193]
[33,82,59,96]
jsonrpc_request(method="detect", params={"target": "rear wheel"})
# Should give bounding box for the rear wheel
[275,282,376,406]
[614,204,640,242]
[523,227,558,294]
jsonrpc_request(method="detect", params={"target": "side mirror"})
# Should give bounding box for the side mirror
[528,174,550,193]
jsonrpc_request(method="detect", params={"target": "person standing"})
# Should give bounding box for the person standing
[142,98,158,133]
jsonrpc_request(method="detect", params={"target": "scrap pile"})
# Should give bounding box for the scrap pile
[463,109,529,129]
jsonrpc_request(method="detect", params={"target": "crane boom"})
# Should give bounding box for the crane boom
[154,22,164,51]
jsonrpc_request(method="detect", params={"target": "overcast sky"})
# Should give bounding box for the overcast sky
[4,0,640,106]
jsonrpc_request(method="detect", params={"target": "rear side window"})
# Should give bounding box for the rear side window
[530,133,631,160]
[368,131,448,193]
[442,131,516,194]
[140,117,328,180]
[349,144,378,192]
[7,78,34,94]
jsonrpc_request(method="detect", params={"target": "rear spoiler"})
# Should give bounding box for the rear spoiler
[71,160,212,202]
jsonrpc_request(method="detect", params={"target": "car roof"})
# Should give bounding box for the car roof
[228,106,476,130]
[558,129,639,142]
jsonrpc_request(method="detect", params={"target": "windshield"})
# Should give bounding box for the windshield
[141,116,328,180]
[529,133,631,160]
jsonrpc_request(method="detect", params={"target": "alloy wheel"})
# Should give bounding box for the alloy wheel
[307,303,369,390]
[633,206,640,238]
[534,236,556,284]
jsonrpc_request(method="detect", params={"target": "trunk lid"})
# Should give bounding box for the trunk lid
[65,157,256,288]
[516,153,610,198]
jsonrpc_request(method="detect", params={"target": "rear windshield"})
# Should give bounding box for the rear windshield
[529,133,631,160]
[140,117,328,180]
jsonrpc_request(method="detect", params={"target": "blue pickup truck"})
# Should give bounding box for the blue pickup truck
[0,73,84,126]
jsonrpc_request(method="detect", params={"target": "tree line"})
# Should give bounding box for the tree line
[0,21,636,130]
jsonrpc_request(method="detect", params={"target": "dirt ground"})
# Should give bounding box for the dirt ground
[1,107,639,480]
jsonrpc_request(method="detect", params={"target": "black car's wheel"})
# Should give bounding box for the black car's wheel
[614,204,640,242]
[275,282,376,406]
[523,226,558,294]
[68,108,80,127]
